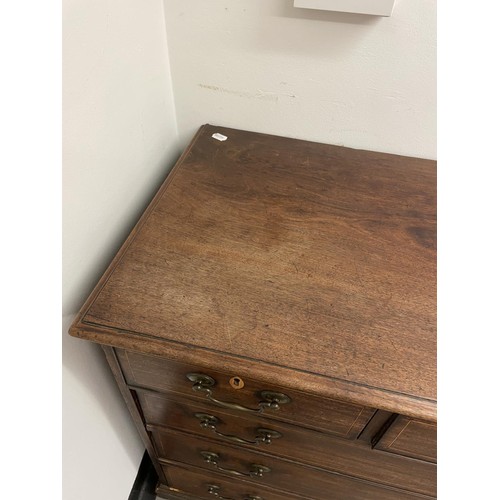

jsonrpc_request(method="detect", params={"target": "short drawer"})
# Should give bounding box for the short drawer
[159,463,305,500]
[150,427,434,500]
[137,389,436,497]
[117,348,374,439]
[374,415,437,463]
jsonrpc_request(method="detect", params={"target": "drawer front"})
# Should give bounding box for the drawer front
[137,389,436,497]
[150,427,433,500]
[117,348,374,438]
[374,415,437,463]
[160,463,305,500]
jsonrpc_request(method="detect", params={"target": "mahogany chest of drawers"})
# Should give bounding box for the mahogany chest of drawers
[69,124,437,499]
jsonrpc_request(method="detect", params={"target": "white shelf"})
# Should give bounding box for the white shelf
[293,0,396,17]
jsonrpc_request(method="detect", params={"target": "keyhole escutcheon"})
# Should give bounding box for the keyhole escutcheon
[229,376,245,389]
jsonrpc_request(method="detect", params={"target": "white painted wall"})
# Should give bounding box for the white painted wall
[62,0,179,498]
[163,0,436,159]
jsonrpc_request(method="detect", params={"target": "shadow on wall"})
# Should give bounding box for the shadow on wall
[186,1,384,78]
[63,148,182,318]
[62,314,143,465]
[257,2,382,56]
[278,1,382,25]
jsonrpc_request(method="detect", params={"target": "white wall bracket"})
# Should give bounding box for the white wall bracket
[293,0,396,17]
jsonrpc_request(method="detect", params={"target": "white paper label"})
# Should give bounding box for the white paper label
[212,133,228,141]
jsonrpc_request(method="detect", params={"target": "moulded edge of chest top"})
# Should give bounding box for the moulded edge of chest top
[68,320,437,424]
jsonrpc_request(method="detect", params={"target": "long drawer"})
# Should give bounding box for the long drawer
[150,427,434,500]
[117,349,374,438]
[136,388,436,497]
[159,462,308,500]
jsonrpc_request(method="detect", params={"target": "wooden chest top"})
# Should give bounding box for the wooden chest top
[70,124,436,420]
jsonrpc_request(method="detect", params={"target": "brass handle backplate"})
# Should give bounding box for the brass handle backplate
[186,373,291,413]
[207,484,263,500]
[201,451,271,478]
[195,413,282,445]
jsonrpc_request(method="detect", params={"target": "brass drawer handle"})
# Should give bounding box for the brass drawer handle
[186,373,291,413]
[195,412,282,445]
[208,484,263,500]
[201,451,271,478]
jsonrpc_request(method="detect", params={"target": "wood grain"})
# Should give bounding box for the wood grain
[374,415,437,462]
[71,125,436,416]
[101,346,167,484]
[160,462,306,500]
[72,322,436,421]
[152,427,434,500]
[117,348,375,439]
[136,388,435,496]
[69,126,437,499]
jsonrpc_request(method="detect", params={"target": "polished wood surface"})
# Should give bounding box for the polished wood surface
[101,346,167,484]
[70,124,436,420]
[117,348,375,438]
[135,388,435,496]
[153,428,433,500]
[161,463,306,500]
[69,125,437,499]
[374,415,437,462]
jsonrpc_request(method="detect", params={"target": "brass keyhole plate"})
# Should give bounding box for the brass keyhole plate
[229,376,245,389]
